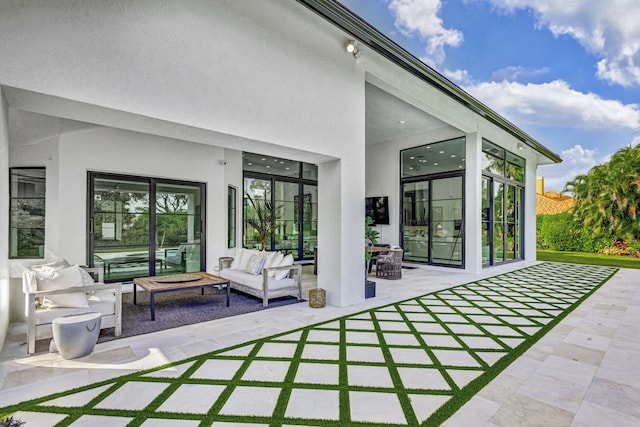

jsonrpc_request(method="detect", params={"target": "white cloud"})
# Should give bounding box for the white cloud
[464,80,640,131]
[487,0,640,86]
[491,65,551,82]
[388,0,463,65]
[538,144,598,191]
[443,68,474,85]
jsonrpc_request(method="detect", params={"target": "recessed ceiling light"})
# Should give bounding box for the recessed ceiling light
[266,165,270,168]
[285,167,290,170]
[426,146,431,149]
[458,165,463,168]
[248,162,253,166]
[280,161,284,164]
[462,158,465,161]
[261,158,266,161]
[274,159,278,162]
[410,156,415,159]
[409,167,414,170]
[439,150,445,154]
[399,120,406,124]
[434,163,439,166]
[451,154,456,158]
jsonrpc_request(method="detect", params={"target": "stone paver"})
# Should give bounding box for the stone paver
[0,262,638,426]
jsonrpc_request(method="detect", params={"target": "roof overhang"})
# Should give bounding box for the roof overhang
[295,0,562,164]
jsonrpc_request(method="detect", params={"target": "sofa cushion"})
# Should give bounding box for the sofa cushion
[244,253,266,275]
[238,249,259,271]
[36,265,89,308]
[261,251,277,269]
[222,268,295,292]
[267,252,284,277]
[229,248,244,270]
[274,254,294,280]
[35,293,115,325]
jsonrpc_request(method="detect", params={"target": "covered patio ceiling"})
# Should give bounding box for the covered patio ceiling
[7,83,450,160]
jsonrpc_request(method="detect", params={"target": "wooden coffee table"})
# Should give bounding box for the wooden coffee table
[133,272,231,321]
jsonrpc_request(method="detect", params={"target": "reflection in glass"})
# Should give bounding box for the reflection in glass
[93,178,151,280]
[401,138,466,178]
[431,177,463,266]
[156,183,202,274]
[302,185,318,258]
[10,168,46,258]
[482,178,490,265]
[275,181,299,255]
[243,178,272,250]
[402,181,429,263]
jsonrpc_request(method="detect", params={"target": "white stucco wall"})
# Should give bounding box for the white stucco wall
[0,0,369,308]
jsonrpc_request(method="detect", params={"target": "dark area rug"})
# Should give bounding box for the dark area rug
[97,288,302,342]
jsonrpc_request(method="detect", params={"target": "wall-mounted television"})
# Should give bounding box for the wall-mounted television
[365,196,390,225]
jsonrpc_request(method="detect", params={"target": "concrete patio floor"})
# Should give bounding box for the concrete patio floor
[0,262,638,426]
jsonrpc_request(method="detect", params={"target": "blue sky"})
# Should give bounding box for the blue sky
[341,0,640,192]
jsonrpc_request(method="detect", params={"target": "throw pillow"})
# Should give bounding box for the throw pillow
[244,253,266,275]
[229,248,244,270]
[37,265,89,308]
[261,251,276,269]
[274,254,294,280]
[267,252,285,277]
[238,249,259,271]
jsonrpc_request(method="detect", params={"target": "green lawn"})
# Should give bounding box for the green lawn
[537,249,640,269]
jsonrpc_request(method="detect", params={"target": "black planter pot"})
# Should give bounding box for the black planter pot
[365,280,376,298]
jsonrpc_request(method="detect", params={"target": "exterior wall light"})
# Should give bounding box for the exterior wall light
[346,40,360,58]
[517,142,525,151]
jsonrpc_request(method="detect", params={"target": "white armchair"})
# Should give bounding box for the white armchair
[22,264,122,354]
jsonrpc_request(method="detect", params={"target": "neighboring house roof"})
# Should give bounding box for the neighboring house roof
[296,0,562,164]
[536,192,575,215]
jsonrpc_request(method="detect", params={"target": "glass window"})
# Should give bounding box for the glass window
[89,173,205,281]
[482,140,505,176]
[302,185,318,258]
[302,163,318,181]
[243,152,300,178]
[401,137,466,178]
[402,176,463,267]
[506,152,525,183]
[10,168,46,258]
[243,178,272,250]
[228,186,237,248]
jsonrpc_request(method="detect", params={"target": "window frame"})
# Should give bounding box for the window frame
[9,167,46,259]
[228,185,237,248]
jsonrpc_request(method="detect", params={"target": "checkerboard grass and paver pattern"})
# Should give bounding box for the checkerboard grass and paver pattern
[2,262,617,426]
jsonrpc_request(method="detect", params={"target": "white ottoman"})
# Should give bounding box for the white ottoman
[52,312,102,359]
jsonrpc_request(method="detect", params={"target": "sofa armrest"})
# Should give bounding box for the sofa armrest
[81,266,104,283]
[26,283,122,298]
[219,256,234,270]
[261,264,303,307]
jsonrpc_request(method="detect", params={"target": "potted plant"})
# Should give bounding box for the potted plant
[245,194,283,251]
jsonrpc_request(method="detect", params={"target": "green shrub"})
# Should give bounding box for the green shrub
[536,214,614,252]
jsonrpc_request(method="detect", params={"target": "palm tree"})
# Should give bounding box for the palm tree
[245,194,283,251]
[564,145,640,241]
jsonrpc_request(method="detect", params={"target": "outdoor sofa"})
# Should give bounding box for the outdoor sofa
[218,248,302,307]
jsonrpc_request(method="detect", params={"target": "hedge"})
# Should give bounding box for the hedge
[536,213,613,252]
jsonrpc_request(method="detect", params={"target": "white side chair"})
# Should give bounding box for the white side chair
[23,265,122,354]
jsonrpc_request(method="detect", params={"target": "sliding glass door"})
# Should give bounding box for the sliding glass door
[401,175,464,267]
[243,176,317,260]
[88,173,205,281]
